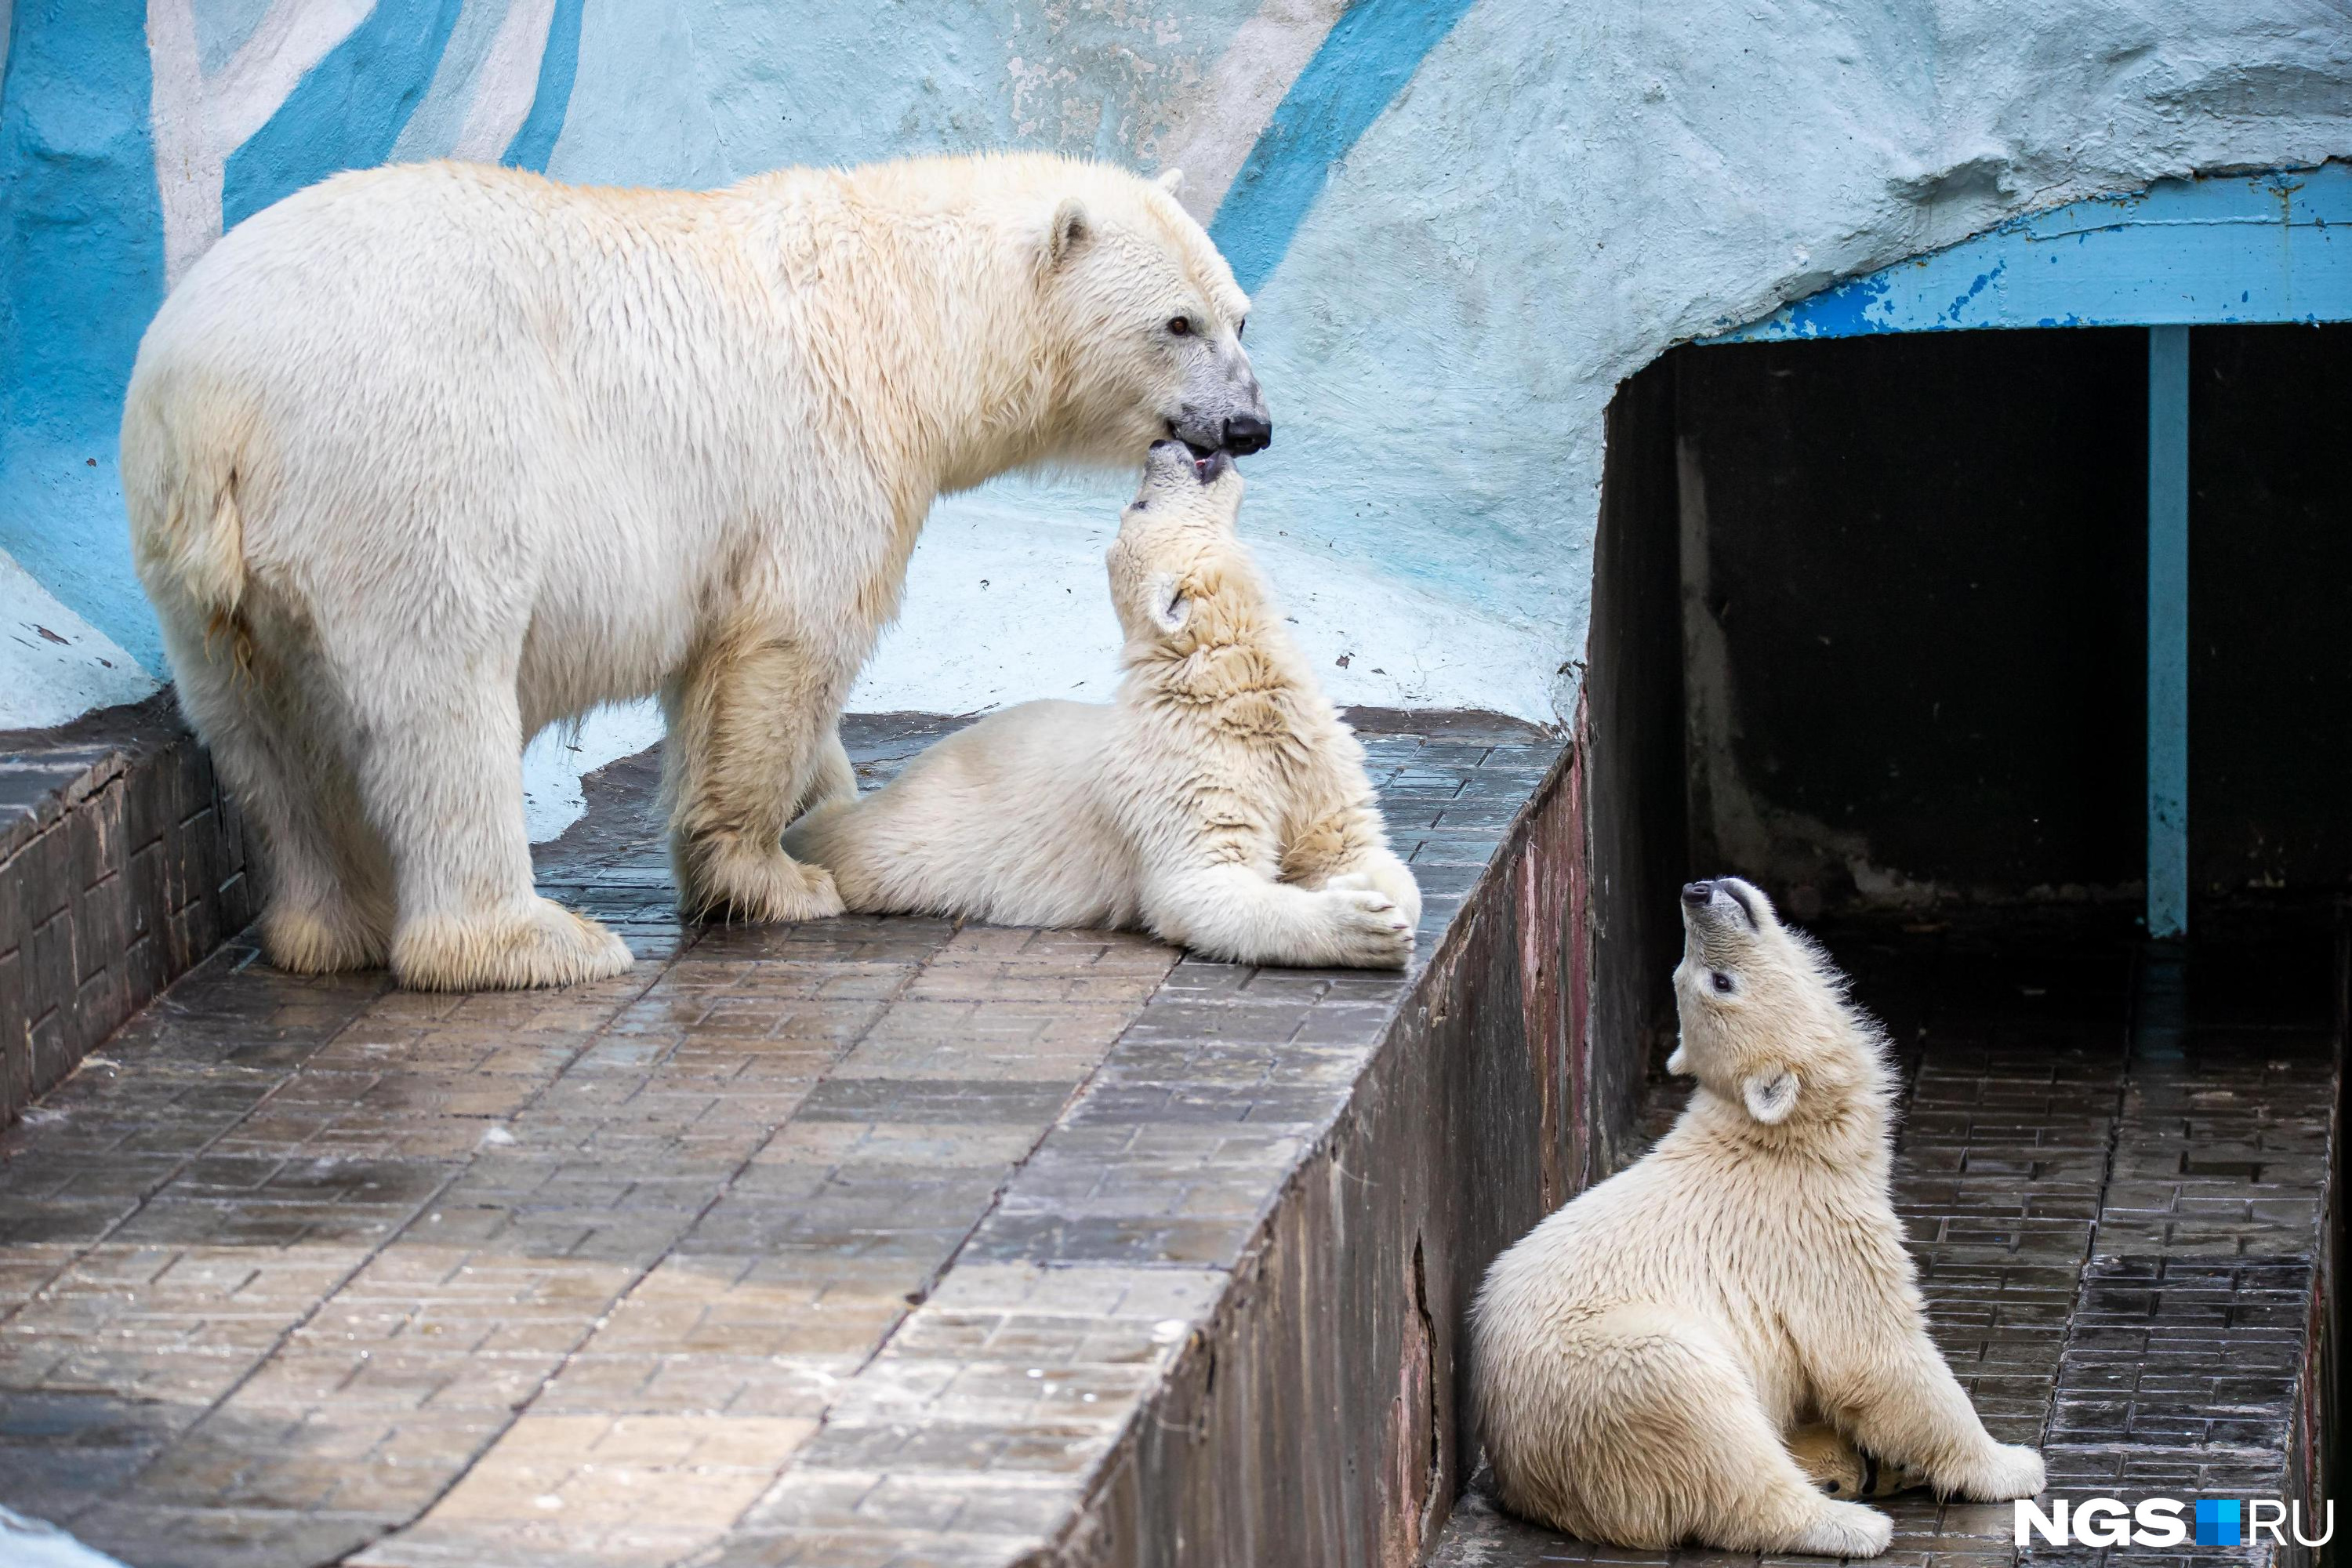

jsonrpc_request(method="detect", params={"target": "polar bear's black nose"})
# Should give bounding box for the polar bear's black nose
[1223,414,1272,454]
[1682,881,1715,907]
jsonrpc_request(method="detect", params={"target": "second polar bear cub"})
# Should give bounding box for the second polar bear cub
[785,441,1420,967]
[1471,877,2044,1557]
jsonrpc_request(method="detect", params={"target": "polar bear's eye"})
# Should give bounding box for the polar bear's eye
[1236,318,1247,341]
[1167,316,1192,337]
[1711,971,1736,995]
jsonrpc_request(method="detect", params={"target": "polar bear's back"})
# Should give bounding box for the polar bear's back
[786,700,1143,929]
[125,161,849,711]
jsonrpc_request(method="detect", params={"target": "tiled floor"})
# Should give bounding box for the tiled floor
[0,712,1563,1568]
[1431,916,2343,1568]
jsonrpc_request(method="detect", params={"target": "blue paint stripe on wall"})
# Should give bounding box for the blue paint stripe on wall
[222,0,466,232]
[0,0,160,437]
[0,0,165,655]
[501,0,584,172]
[1210,0,1479,294]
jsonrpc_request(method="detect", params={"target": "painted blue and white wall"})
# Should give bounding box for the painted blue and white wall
[4,0,2348,831]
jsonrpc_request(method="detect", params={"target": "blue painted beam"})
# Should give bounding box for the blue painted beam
[1706,164,2352,340]
[2146,325,2190,938]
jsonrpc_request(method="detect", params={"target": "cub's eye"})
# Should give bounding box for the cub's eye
[1236,318,1247,341]
[1167,317,1192,337]
[1711,971,1735,994]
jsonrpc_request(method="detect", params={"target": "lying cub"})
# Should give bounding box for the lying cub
[785,441,1421,967]
[1470,877,2044,1556]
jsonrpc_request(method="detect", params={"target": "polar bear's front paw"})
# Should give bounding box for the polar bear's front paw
[1941,1443,2045,1502]
[1314,885,1416,969]
[391,898,635,991]
[1788,1499,1893,1559]
[1330,856,1422,931]
[681,837,847,924]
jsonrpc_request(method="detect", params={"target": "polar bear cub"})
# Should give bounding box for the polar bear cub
[785,441,1420,967]
[1470,877,2044,1556]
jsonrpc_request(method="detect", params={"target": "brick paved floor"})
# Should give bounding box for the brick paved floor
[1432,916,2343,1568]
[0,712,1561,1568]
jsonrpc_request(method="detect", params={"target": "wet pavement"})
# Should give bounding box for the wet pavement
[0,712,1561,1568]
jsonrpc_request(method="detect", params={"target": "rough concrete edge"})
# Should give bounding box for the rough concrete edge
[0,690,257,1124]
[1017,724,1585,1566]
[0,691,186,860]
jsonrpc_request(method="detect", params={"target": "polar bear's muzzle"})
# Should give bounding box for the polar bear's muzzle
[1682,877,1762,931]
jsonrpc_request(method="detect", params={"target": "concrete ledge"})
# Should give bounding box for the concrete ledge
[698,713,1602,1566]
[0,695,256,1125]
[0,710,1605,1568]
[1018,720,1590,1566]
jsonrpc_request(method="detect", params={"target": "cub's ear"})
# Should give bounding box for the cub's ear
[1665,1039,1690,1076]
[1046,198,1090,268]
[1155,168,1187,198]
[1741,1069,1799,1124]
[1146,572,1191,634]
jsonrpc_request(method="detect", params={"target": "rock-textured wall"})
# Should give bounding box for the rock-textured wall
[3,0,2347,746]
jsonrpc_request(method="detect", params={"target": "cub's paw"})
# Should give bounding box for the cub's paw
[681,838,847,924]
[1331,855,1422,930]
[392,898,634,991]
[1312,886,1415,969]
[1943,1443,2045,1502]
[1788,1425,1925,1500]
[1788,1499,1893,1560]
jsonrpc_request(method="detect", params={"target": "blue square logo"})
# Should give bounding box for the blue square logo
[2195,1499,2242,1546]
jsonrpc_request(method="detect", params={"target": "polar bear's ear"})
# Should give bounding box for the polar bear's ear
[1665,1040,1690,1076]
[1741,1070,1799,1124]
[1156,168,1187,198]
[1146,572,1191,634]
[1047,198,1091,268]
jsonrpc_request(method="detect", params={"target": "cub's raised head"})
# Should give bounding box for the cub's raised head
[1029,162,1269,466]
[1107,438,1248,649]
[1668,877,1889,1131]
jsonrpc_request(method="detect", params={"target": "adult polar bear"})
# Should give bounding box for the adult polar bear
[123,154,1269,990]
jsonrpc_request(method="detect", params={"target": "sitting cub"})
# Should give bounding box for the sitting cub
[1469,877,2043,1556]
[785,441,1421,967]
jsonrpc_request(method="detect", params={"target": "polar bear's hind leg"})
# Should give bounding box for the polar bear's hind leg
[360,671,630,990]
[1491,1319,1893,1558]
[164,613,393,974]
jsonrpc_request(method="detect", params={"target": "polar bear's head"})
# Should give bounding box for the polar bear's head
[1668,877,1890,1129]
[1030,166,1269,466]
[1106,438,1249,650]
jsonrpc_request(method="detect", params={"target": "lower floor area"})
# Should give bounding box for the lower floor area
[1438,908,2344,1568]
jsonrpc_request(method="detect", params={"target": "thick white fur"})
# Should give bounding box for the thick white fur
[1470,877,2044,1556]
[785,442,1421,968]
[122,154,1265,990]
